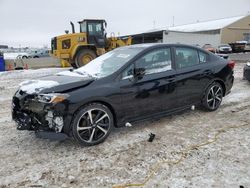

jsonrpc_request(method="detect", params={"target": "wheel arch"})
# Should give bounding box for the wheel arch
[202,78,226,100]
[213,79,226,96]
[71,100,118,129]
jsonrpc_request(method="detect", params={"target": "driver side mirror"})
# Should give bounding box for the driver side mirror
[134,68,146,80]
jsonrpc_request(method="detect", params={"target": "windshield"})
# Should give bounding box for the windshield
[88,22,103,35]
[75,47,143,78]
[80,21,103,35]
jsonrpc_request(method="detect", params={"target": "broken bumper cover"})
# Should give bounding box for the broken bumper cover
[12,90,72,138]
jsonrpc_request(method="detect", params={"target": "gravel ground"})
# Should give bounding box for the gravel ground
[0,61,250,188]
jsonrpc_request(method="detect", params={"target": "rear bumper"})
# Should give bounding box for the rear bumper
[224,73,234,96]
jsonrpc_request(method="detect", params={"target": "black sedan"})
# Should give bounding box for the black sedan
[12,44,234,146]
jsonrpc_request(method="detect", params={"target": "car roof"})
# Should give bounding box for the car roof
[118,43,203,50]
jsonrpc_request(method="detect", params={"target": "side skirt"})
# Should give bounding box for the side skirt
[117,104,199,127]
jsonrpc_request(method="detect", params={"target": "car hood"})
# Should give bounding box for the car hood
[19,71,95,94]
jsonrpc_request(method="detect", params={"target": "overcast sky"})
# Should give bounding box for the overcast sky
[0,0,250,47]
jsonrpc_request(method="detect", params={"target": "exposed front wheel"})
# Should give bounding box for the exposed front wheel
[202,82,223,111]
[72,103,113,146]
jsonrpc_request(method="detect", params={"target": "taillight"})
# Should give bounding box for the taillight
[228,60,235,69]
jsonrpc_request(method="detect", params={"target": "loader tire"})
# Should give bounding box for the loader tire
[75,49,96,68]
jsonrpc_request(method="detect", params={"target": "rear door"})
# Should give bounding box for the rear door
[119,47,178,121]
[174,47,212,107]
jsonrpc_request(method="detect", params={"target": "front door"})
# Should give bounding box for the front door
[119,47,178,121]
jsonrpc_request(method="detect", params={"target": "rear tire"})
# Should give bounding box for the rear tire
[202,82,223,111]
[75,49,96,68]
[72,103,114,146]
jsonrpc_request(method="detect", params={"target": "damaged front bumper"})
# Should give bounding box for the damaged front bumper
[12,90,72,139]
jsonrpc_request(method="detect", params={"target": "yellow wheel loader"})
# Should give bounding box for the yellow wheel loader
[51,19,132,68]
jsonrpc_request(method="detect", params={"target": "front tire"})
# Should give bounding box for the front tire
[75,49,96,68]
[202,82,223,111]
[72,103,113,146]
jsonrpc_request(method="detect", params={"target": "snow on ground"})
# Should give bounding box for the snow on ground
[0,68,69,79]
[0,61,250,188]
[0,68,69,101]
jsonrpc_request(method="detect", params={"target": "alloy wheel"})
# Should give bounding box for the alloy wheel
[207,85,223,110]
[76,108,111,144]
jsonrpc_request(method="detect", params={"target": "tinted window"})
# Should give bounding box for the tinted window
[175,47,199,69]
[88,22,103,35]
[135,48,172,75]
[80,22,87,32]
[198,51,208,63]
[122,64,134,79]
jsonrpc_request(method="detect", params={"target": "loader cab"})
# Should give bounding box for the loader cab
[79,19,107,48]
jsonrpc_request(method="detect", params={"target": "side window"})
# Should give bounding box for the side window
[198,51,208,63]
[135,48,172,75]
[88,24,93,32]
[80,22,87,32]
[122,64,134,79]
[175,47,199,69]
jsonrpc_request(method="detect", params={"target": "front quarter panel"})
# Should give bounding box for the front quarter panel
[65,80,122,125]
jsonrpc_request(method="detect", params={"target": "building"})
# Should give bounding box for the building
[124,15,250,47]
[120,30,164,44]
[164,15,250,47]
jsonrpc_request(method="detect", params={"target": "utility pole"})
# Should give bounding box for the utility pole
[172,16,175,27]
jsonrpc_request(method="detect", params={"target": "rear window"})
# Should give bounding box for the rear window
[175,47,199,69]
[198,51,209,63]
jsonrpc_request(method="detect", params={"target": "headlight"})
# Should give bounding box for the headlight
[37,93,69,103]
[247,62,250,67]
